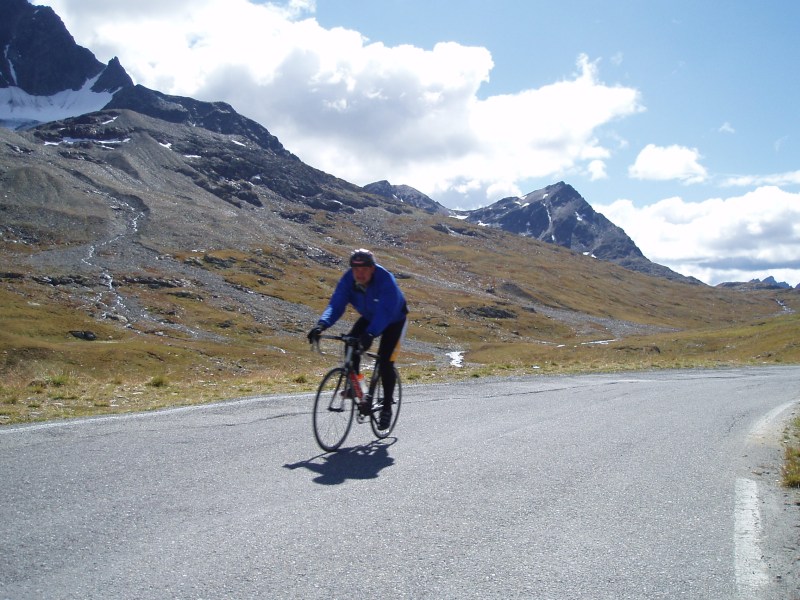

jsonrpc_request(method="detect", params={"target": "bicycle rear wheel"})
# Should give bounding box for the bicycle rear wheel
[313,367,354,451]
[370,368,402,438]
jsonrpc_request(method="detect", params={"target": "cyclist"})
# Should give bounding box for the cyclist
[308,249,408,429]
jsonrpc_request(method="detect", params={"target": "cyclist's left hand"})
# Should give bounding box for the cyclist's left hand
[358,332,374,353]
[307,323,326,344]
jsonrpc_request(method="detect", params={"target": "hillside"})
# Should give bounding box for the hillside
[1,2,798,424]
[2,107,799,423]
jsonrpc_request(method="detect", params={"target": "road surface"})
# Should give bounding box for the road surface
[2,366,799,599]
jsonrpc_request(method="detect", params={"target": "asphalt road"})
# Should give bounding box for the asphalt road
[2,366,799,599]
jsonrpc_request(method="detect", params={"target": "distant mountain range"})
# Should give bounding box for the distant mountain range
[364,179,694,282]
[0,0,787,288]
[717,276,797,291]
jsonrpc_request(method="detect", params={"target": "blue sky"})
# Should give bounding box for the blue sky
[36,0,800,285]
[312,0,799,202]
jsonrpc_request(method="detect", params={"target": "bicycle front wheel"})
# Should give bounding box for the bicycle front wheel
[370,368,402,438]
[313,367,354,452]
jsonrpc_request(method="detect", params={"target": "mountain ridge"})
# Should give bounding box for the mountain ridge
[0,0,692,284]
[364,179,698,282]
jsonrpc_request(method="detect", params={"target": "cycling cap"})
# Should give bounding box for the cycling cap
[349,248,375,267]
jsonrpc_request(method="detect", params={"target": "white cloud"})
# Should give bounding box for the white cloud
[587,160,608,181]
[595,186,800,286]
[719,122,735,134]
[37,0,643,209]
[628,144,708,184]
[721,170,800,188]
[284,0,316,17]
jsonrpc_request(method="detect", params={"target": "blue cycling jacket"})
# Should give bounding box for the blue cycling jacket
[319,264,407,336]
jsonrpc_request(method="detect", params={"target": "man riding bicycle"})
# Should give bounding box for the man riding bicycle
[308,249,408,430]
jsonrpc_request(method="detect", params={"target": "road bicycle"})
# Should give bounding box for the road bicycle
[311,333,402,451]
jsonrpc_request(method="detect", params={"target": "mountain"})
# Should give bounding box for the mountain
[363,180,451,215]
[1,108,787,340]
[465,182,639,260]
[465,182,696,281]
[717,276,797,291]
[105,85,288,156]
[0,1,696,284]
[370,180,696,283]
[0,0,133,129]
[0,1,779,302]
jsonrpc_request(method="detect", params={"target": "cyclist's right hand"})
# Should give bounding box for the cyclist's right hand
[307,322,326,344]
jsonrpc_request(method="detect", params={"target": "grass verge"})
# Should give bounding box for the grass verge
[783,414,800,488]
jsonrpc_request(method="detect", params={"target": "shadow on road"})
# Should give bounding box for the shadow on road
[283,439,397,485]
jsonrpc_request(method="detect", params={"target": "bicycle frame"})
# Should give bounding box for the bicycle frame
[311,333,401,451]
[314,334,380,407]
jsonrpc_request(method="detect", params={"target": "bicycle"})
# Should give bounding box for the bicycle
[310,333,402,452]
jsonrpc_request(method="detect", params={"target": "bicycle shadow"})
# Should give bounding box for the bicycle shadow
[283,439,397,485]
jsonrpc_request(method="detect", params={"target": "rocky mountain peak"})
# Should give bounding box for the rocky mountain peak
[0,0,133,129]
[363,180,451,214]
[461,181,695,282]
[92,56,134,94]
[0,0,113,95]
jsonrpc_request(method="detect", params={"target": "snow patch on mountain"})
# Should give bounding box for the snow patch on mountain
[0,74,115,130]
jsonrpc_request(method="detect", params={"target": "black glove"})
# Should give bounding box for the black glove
[358,332,374,353]
[307,322,326,344]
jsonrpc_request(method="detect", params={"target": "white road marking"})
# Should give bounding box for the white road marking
[734,477,769,598]
[747,400,797,445]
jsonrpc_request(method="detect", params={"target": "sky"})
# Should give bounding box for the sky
[33,0,800,286]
